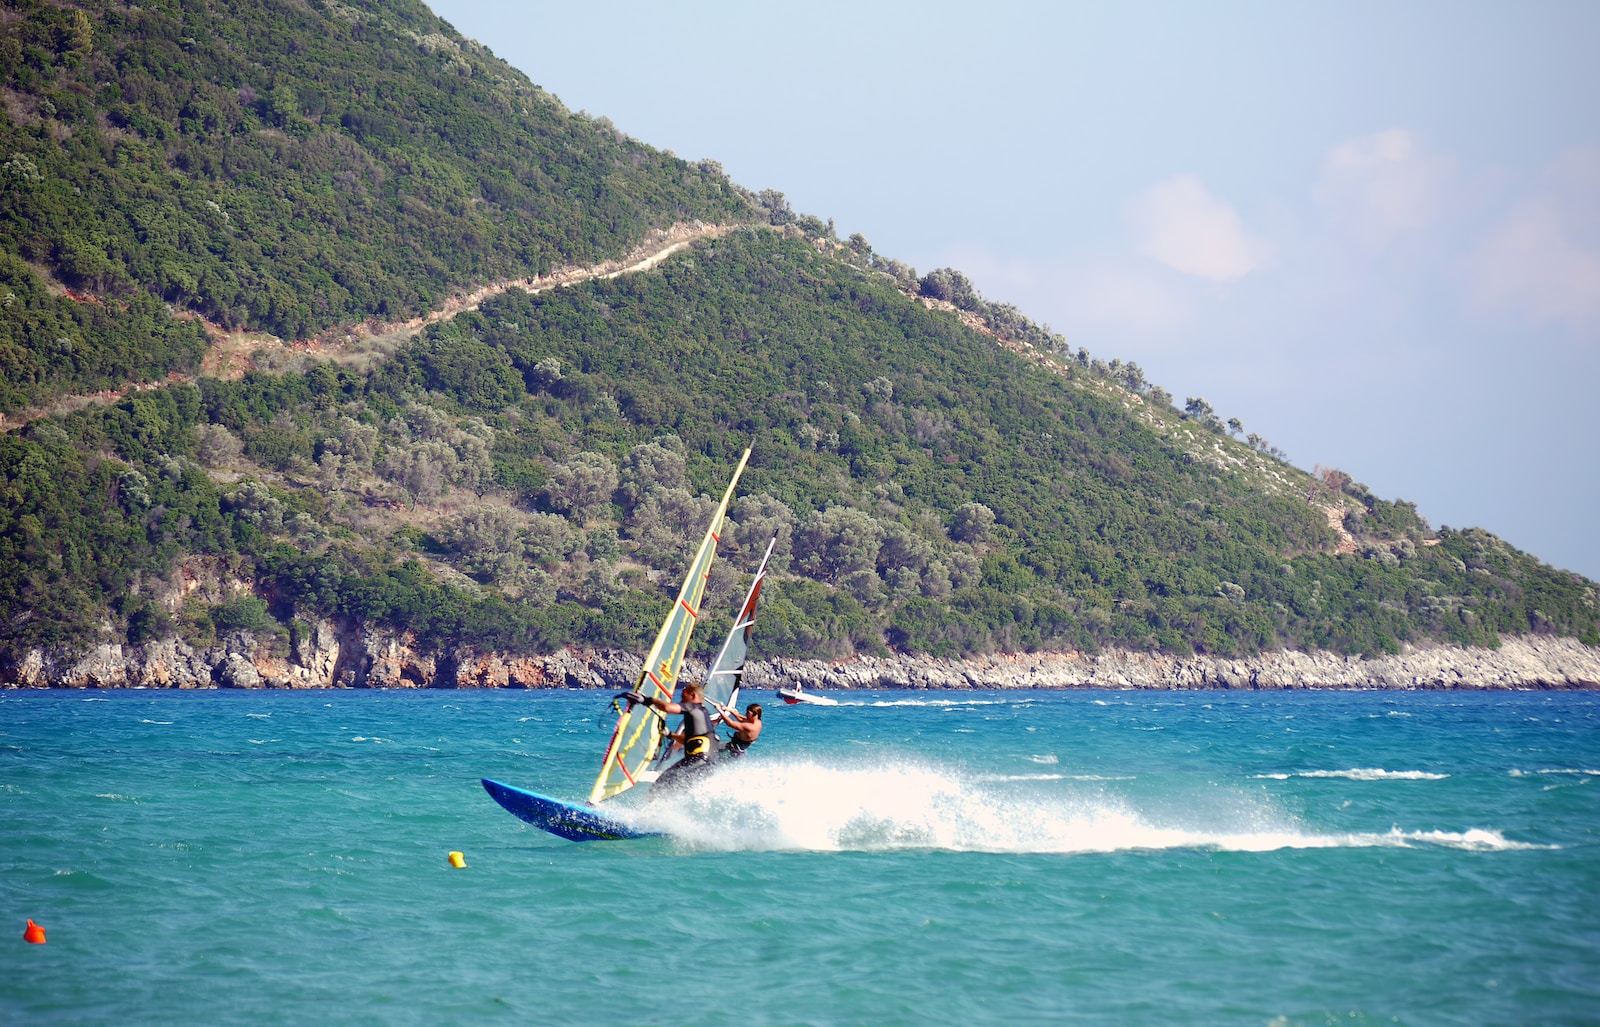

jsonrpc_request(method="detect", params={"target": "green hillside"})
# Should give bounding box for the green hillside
[1,2,1595,667]
[0,0,745,411]
[4,228,1595,662]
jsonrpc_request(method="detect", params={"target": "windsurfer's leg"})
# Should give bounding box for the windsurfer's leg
[655,754,708,794]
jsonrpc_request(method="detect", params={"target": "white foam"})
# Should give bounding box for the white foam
[1256,768,1448,781]
[140,719,173,725]
[854,698,1011,708]
[979,773,1066,782]
[1511,768,1600,777]
[246,713,271,720]
[1389,828,1551,851]
[1027,754,1059,765]
[623,758,1528,855]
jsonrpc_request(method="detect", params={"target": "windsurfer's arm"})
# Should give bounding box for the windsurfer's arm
[628,693,683,715]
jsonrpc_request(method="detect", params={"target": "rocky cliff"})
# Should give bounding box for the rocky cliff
[3,623,1596,690]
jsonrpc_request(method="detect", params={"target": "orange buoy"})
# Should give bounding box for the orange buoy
[447,851,466,868]
[23,919,45,944]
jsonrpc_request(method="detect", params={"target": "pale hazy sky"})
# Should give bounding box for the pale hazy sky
[429,0,1600,579]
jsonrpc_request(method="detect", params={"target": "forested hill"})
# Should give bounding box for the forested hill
[0,2,1595,670]
[5,225,1596,664]
[0,0,745,412]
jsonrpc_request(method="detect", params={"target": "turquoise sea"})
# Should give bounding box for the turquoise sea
[3,687,1598,1024]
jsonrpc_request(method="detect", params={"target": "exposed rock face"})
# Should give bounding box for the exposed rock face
[2,626,1596,690]
[747,636,1600,691]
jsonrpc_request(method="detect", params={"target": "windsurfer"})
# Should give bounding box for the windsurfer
[715,702,763,758]
[623,681,716,789]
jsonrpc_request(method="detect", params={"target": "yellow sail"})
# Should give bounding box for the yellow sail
[588,448,752,803]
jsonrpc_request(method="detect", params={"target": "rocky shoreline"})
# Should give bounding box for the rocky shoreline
[2,621,1597,691]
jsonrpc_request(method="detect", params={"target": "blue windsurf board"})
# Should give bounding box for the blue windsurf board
[481,779,661,842]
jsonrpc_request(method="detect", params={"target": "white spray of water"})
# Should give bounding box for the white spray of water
[619,758,1543,854]
[1253,768,1449,781]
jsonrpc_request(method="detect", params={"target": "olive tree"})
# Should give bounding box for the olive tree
[793,507,884,584]
[618,438,687,508]
[544,451,619,522]
[448,505,523,584]
[729,493,796,571]
[950,502,996,543]
[625,487,716,574]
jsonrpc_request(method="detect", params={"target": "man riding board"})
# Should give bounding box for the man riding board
[713,701,762,758]
[622,681,717,790]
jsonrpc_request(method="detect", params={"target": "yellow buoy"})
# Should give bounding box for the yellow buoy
[447,851,466,868]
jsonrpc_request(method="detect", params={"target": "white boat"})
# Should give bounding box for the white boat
[776,685,838,706]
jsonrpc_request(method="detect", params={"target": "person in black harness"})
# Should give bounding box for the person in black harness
[622,681,716,792]
[714,702,762,758]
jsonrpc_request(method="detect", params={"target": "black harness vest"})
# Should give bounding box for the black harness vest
[679,700,714,758]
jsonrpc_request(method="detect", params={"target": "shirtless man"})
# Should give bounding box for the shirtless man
[714,702,763,758]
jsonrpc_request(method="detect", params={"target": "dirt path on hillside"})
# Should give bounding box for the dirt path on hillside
[2,222,737,431]
[298,220,735,363]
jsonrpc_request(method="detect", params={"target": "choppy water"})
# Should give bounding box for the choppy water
[3,688,1598,1024]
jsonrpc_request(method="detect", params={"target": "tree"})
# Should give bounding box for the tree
[268,86,299,127]
[625,487,715,573]
[1314,465,1353,502]
[951,502,996,543]
[544,451,619,522]
[522,512,576,569]
[383,441,455,506]
[197,423,243,468]
[758,189,794,226]
[618,438,687,508]
[448,505,523,583]
[729,493,796,571]
[793,507,883,584]
[1185,397,1223,432]
[1227,417,1243,436]
[919,268,979,310]
[797,214,830,239]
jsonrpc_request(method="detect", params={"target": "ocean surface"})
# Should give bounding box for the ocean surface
[3,687,1597,1025]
